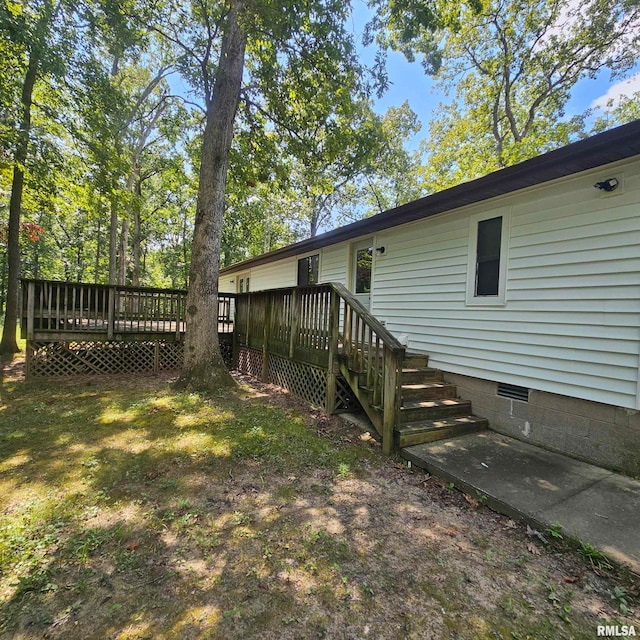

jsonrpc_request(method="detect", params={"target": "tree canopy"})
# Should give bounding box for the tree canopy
[372,0,640,189]
[1,0,639,382]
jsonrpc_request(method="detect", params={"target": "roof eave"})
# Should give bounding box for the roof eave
[220,119,640,275]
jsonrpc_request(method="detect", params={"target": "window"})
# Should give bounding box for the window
[297,254,319,286]
[355,247,372,294]
[236,273,250,293]
[476,216,502,296]
[466,209,510,305]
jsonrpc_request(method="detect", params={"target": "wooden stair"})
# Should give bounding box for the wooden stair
[339,348,487,450]
[394,353,487,447]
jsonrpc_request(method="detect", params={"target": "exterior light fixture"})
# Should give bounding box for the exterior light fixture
[594,178,619,192]
[376,246,386,254]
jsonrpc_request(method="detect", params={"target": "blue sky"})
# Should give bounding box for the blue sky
[349,0,640,147]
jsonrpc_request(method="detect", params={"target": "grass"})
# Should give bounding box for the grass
[0,364,637,639]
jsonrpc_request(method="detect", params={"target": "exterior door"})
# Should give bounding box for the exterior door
[352,239,373,310]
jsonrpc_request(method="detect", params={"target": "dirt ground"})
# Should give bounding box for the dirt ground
[0,359,638,639]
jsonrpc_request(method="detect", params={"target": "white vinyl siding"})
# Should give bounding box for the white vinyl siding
[251,259,297,290]
[219,157,640,409]
[219,277,236,294]
[373,159,640,410]
[319,243,349,285]
[221,257,296,293]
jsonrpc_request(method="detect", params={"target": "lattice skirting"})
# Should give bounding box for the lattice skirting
[236,346,263,379]
[268,354,327,408]
[27,340,184,377]
[236,347,359,414]
[219,333,234,369]
[334,375,360,414]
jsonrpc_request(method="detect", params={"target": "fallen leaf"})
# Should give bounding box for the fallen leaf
[527,543,541,555]
[563,576,579,583]
[464,494,480,508]
[127,542,140,551]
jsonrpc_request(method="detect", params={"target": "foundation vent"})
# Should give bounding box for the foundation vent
[497,383,529,402]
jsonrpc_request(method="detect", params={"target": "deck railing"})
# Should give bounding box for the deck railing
[235,283,405,453]
[20,279,235,340]
[21,278,403,452]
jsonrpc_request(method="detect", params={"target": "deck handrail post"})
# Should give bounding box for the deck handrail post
[26,281,35,341]
[245,293,251,347]
[107,286,115,340]
[262,292,272,382]
[289,287,300,359]
[382,346,402,455]
[325,287,340,414]
[231,296,240,369]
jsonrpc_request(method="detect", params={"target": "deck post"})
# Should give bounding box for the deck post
[231,300,238,369]
[26,281,35,341]
[262,292,272,382]
[245,293,251,348]
[325,288,340,414]
[176,293,182,340]
[288,288,300,359]
[382,347,401,455]
[107,286,115,340]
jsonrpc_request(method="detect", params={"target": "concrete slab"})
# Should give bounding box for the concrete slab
[541,474,640,573]
[402,431,640,575]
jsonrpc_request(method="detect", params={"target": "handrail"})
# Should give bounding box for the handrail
[329,282,404,352]
[22,277,188,296]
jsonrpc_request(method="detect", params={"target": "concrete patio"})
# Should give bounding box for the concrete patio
[401,431,640,575]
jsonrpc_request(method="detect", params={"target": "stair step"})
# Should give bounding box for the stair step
[401,367,444,384]
[401,382,457,401]
[395,415,488,448]
[400,398,472,423]
[403,353,429,368]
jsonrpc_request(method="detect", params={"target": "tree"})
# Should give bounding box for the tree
[591,89,640,133]
[371,0,640,190]
[156,0,371,390]
[335,101,424,223]
[0,0,75,354]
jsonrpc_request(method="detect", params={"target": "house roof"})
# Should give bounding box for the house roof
[220,119,640,274]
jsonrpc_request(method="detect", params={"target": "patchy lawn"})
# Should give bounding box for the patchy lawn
[0,362,637,639]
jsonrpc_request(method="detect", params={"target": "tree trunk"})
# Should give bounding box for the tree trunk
[108,188,118,285]
[131,180,142,287]
[177,1,246,391]
[118,218,130,286]
[95,214,101,283]
[0,40,40,355]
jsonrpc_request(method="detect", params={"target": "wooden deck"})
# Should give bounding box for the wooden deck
[20,279,485,455]
[21,279,234,341]
[20,279,235,377]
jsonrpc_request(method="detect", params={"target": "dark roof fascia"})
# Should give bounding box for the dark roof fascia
[220,119,640,275]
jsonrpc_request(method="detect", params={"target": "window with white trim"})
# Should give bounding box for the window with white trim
[236,273,250,293]
[466,209,510,305]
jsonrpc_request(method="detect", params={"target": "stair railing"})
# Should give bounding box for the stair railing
[330,283,405,454]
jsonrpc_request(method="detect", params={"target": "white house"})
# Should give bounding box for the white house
[220,120,640,476]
